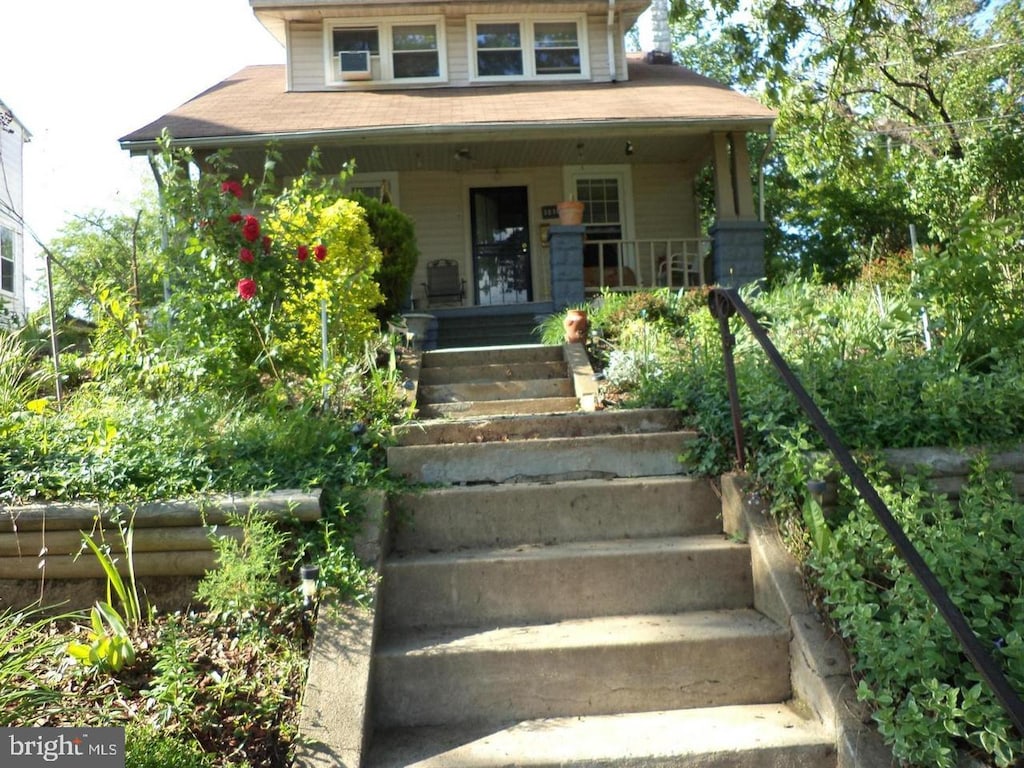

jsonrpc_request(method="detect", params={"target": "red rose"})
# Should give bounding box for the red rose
[221,180,243,199]
[296,245,309,262]
[241,215,260,242]
[228,213,243,223]
[313,244,327,262]
[262,235,273,254]
[239,247,254,264]
[237,278,258,300]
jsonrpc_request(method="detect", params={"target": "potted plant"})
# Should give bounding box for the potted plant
[562,304,589,344]
[556,198,585,226]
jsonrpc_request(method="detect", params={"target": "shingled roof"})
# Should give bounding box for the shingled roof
[120,56,774,153]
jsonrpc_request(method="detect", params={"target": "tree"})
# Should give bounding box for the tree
[669,0,1024,278]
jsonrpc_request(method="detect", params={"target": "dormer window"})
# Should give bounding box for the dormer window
[470,17,587,81]
[326,18,445,85]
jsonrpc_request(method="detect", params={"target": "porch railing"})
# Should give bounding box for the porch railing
[707,286,1024,739]
[585,237,711,292]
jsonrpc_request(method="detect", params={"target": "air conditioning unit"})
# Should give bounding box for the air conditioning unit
[338,50,372,81]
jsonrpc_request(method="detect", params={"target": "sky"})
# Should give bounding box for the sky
[2,0,285,305]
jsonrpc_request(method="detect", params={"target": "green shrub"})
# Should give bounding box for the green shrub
[349,192,420,322]
[811,464,1024,767]
[125,724,213,768]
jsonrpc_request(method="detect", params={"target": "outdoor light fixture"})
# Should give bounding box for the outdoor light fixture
[300,564,320,609]
[625,141,634,156]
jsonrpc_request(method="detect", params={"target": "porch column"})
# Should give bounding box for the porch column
[710,131,766,288]
[549,225,586,309]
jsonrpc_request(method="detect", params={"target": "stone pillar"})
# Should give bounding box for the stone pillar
[710,130,766,287]
[711,220,767,289]
[549,225,586,309]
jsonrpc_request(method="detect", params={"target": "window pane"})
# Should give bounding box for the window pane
[478,50,523,76]
[393,25,437,51]
[1,228,13,294]
[394,51,439,78]
[535,49,580,74]
[333,28,379,54]
[534,22,578,48]
[477,23,520,49]
[0,228,12,260]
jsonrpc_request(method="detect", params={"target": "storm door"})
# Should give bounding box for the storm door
[470,186,533,305]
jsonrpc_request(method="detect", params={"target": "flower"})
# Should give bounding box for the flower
[239,247,254,264]
[237,278,258,300]
[221,180,244,199]
[296,245,309,262]
[228,213,243,224]
[241,215,260,242]
[261,235,273,255]
[313,244,327,262]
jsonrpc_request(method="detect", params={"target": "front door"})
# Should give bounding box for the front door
[470,186,533,305]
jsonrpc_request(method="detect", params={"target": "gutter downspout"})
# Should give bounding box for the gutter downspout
[607,0,617,81]
[757,125,775,222]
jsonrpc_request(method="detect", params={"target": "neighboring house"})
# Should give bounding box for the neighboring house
[0,98,29,325]
[120,0,773,318]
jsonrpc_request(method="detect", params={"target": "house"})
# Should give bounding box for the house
[0,99,30,326]
[119,0,773,333]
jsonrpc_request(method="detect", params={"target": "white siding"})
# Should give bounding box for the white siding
[632,163,697,239]
[0,112,27,322]
[290,22,326,91]
[398,166,567,306]
[446,18,470,86]
[399,171,467,308]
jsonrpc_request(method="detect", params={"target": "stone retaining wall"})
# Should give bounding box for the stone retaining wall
[816,446,1024,511]
[0,489,321,611]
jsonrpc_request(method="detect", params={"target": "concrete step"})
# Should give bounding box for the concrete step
[421,344,563,369]
[379,536,752,630]
[418,360,568,386]
[366,703,836,767]
[416,396,579,419]
[389,476,721,553]
[418,377,575,404]
[394,407,682,446]
[436,313,542,349]
[372,610,791,729]
[387,431,696,484]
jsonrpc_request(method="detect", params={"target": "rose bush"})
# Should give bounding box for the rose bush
[150,140,384,393]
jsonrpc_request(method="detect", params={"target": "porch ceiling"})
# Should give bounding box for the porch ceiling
[219,128,715,178]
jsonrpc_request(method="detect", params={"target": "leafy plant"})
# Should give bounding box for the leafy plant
[77,520,146,626]
[66,601,137,673]
[125,723,214,768]
[349,191,420,321]
[0,606,74,724]
[195,512,292,621]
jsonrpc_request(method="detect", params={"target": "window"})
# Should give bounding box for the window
[345,172,400,207]
[1,226,14,295]
[392,25,440,79]
[534,22,581,75]
[476,23,523,77]
[326,19,444,84]
[470,17,586,80]
[565,168,634,271]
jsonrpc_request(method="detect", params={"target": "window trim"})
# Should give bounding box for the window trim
[345,172,401,208]
[0,224,16,296]
[324,17,447,86]
[468,15,589,82]
[563,165,636,269]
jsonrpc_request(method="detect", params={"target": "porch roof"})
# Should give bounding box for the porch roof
[119,56,775,155]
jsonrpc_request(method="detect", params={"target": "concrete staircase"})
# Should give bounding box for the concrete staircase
[367,344,837,766]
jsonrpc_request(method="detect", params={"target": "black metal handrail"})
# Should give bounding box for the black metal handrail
[708,286,1024,738]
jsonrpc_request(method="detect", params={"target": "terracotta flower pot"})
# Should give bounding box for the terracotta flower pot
[563,308,588,344]
[556,200,585,226]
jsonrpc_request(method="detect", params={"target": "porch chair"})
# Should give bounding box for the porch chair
[658,253,699,288]
[422,259,466,306]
